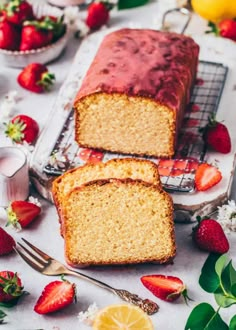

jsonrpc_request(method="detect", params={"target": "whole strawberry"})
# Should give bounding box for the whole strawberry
[5,114,39,144]
[218,19,236,42]
[192,217,229,254]
[0,228,15,256]
[6,200,41,230]
[0,19,21,50]
[34,279,76,314]
[195,163,222,191]
[0,271,24,305]
[86,1,113,30]
[201,115,231,154]
[1,0,34,26]
[17,63,55,93]
[20,16,57,51]
[141,274,190,303]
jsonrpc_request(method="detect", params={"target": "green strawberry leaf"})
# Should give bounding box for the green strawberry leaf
[0,310,7,324]
[229,315,236,330]
[118,0,149,9]
[185,302,229,330]
[199,254,221,293]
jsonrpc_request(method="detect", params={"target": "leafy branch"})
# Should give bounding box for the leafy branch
[185,254,236,330]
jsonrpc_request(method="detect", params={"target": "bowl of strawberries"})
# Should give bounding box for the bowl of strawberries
[0,0,70,68]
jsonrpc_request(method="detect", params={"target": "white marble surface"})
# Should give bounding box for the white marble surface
[0,1,236,329]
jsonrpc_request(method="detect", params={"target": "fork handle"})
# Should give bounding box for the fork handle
[64,269,159,315]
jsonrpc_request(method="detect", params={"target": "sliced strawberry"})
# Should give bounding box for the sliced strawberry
[141,275,190,303]
[6,200,41,230]
[34,279,76,314]
[0,227,16,256]
[0,271,24,305]
[195,163,222,191]
[5,114,39,144]
[192,217,229,254]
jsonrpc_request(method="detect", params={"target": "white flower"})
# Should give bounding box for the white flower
[0,90,21,121]
[217,200,236,233]
[78,302,98,326]
[48,151,68,169]
[28,196,42,208]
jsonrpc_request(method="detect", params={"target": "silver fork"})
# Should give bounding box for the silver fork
[14,238,159,315]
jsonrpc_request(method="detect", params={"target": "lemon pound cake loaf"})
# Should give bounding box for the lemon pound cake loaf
[62,178,176,267]
[74,28,199,158]
[52,158,161,214]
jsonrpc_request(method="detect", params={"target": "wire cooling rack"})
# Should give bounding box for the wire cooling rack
[43,60,228,193]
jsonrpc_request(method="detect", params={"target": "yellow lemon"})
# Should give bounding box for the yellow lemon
[92,304,154,330]
[191,0,236,23]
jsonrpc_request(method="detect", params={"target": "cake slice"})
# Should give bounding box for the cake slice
[52,157,161,214]
[62,178,176,267]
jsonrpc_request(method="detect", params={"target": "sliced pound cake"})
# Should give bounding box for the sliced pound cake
[52,158,161,214]
[62,178,176,267]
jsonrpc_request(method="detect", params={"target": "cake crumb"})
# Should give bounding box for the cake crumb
[78,302,99,326]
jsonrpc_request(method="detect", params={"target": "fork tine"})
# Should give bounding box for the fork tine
[21,237,51,261]
[17,242,48,267]
[14,247,44,272]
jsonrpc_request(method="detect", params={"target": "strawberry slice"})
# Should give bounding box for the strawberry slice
[6,200,41,230]
[141,275,190,302]
[34,279,76,314]
[0,227,16,256]
[195,163,222,191]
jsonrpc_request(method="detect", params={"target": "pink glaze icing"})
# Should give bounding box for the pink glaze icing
[74,28,199,111]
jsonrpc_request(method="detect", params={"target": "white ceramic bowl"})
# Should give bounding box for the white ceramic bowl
[0,2,70,68]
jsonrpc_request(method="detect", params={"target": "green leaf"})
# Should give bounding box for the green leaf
[215,254,228,277]
[118,0,149,10]
[221,260,236,295]
[185,302,229,330]
[199,254,221,293]
[0,310,7,324]
[231,283,236,297]
[214,289,236,308]
[229,315,236,330]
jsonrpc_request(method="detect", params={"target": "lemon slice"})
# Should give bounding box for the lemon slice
[92,304,154,330]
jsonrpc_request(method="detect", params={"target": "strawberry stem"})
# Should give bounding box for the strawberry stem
[37,72,55,91]
[4,118,26,144]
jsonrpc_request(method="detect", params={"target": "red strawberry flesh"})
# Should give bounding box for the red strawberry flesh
[34,280,76,314]
[141,275,187,302]
[7,200,41,229]
[0,227,16,255]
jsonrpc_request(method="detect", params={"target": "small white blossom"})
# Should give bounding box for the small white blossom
[28,196,42,208]
[48,151,68,169]
[217,200,236,233]
[78,303,98,326]
[0,90,21,121]
[63,6,81,31]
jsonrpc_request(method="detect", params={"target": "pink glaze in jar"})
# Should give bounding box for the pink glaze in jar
[0,147,29,207]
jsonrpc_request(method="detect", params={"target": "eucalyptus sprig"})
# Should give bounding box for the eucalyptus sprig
[185,254,236,330]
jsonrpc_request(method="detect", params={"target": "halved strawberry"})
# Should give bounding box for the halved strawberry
[34,279,76,314]
[141,274,190,303]
[6,200,41,230]
[195,163,222,191]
